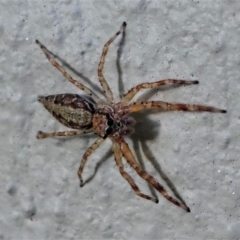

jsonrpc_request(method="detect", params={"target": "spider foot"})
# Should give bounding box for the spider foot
[78,174,84,187]
[38,96,44,102]
[35,39,44,48]
[37,131,45,139]
[181,203,191,212]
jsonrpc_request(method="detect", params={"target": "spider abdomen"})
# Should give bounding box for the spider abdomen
[38,94,96,129]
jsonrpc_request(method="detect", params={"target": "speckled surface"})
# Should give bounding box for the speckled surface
[1,0,239,239]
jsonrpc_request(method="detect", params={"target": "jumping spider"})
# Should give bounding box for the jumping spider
[36,22,226,212]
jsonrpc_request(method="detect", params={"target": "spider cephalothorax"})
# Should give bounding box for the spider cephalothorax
[36,22,226,212]
[92,103,136,138]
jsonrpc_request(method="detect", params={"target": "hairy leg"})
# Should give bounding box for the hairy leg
[36,40,98,102]
[119,137,190,212]
[37,129,92,139]
[122,79,199,104]
[112,141,158,203]
[78,137,105,187]
[98,22,126,105]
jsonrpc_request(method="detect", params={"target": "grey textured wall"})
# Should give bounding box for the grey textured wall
[1,1,239,239]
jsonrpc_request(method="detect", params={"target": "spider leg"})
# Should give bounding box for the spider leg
[118,137,190,212]
[126,101,227,114]
[112,141,158,203]
[36,40,99,102]
[98,22,126,105]
[37,129,93,139]
[78,137,105,187]
[121,79,199,104]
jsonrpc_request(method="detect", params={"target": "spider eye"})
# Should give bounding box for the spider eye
[107,118,114,126]
[107,114,114,126]
[106,127,113,135]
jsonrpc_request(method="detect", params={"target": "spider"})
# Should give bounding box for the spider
[36,22,226,212]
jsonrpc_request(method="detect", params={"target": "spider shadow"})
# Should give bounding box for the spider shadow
[130,111,159,200]
[37,40,103,96]
[125,78,193,206]
[130,110,188,207]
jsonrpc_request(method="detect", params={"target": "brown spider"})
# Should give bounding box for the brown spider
[36,22,226,212]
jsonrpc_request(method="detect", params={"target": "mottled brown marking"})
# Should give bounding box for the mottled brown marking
[39,94,95,129]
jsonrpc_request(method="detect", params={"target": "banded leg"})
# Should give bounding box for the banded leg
[36,40,99,102]
[119,137,190,212]
[112,142,158,203]
[78,137,105,187]
[98,22,126,105]
[121,79,199,104]
[126,101,227,114]
[37,129,92,139]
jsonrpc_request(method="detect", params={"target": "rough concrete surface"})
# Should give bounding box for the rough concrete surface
[0,0,239,239]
